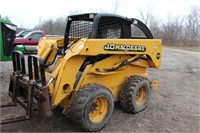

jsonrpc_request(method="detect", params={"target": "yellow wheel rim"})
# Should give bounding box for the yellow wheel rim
[136,87,146,105]
[89,97,108,123]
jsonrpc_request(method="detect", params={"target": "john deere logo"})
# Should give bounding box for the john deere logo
[104,43,146,52]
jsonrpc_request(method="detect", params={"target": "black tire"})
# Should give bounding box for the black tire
[119,75,151,113]
[70,83,114,132]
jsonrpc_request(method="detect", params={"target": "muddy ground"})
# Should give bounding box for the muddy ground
[0,48,200,132]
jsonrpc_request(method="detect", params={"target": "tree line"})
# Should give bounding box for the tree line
[141,6,200,47]
[33,6,199,47]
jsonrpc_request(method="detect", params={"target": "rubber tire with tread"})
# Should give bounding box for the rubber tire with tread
[119,75,151,113]
[70,83,114,132]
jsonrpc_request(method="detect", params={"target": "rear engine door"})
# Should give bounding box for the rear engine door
[0,22,16,56]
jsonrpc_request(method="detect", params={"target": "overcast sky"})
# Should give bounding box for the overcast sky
[0,0,200,29]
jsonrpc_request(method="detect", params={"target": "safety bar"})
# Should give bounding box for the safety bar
[12,50,26,75]
[28,55,46,86]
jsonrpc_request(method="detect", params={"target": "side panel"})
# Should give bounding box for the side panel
[80,39,162,68]
[76,55,147,102]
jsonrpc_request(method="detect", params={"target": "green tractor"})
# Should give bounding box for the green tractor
[0,18,17,61]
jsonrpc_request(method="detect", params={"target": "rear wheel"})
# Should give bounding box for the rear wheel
[119,75,151,113]
[70,83,114,131]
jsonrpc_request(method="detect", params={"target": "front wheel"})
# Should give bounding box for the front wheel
[70,83,114,132]
[119,75,151,113]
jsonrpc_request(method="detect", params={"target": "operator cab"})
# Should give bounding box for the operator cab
[64,13,153,51]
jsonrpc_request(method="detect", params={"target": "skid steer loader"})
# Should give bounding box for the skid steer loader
[3,13,162,131]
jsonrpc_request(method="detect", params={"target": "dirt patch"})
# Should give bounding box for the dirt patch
[1,48,200,132]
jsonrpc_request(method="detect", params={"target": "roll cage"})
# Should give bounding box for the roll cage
[64,13,153,51]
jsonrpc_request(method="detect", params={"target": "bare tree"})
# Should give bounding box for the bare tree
[184,6,200,46]
[34,17,67,35]
[90,8,108,13]
[161,15,184,46]
[113,0,119,14]
[138,6,161,38]
[69,9,82,15]
[138,6,154,26]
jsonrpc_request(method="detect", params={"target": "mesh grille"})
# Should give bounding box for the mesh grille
[97,17,123,39]
[69,21,93,41]
[68,17,125,40]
